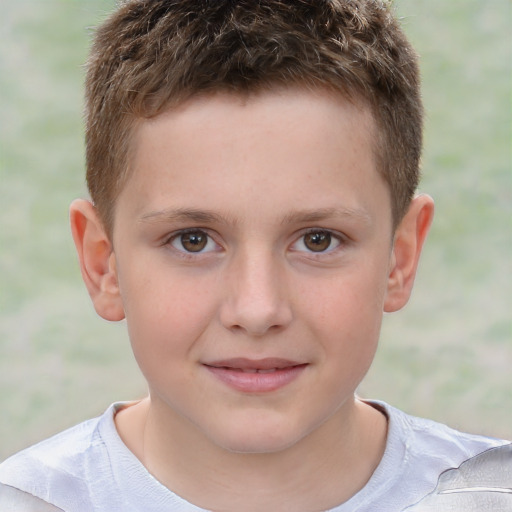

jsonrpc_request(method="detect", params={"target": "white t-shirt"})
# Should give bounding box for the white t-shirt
[0,401,507,511]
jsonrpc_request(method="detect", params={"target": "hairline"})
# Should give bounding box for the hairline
[100,83,402,240]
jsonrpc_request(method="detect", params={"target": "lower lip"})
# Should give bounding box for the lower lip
[205,364,308,393]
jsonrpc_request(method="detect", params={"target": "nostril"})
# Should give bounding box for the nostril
[226,321,287,337]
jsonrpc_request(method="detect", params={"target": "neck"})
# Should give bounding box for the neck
[116,396,387,511]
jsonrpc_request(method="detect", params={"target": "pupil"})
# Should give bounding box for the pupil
[305,231,331,252]
[181,232,207,252]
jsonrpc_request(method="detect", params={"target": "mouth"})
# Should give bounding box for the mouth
[205,357,305,371]
[203,358,308,393]
[234,368,286,374]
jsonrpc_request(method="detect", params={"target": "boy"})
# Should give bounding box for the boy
[0,0,509,510]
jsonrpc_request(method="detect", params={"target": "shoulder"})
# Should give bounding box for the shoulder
[403,442,512,511]
[0,482,65,511]
[337,401,510,512]
[0,402,207,512]
[0,405,116,510]
[378,400,508,462]
[0,414,102,480]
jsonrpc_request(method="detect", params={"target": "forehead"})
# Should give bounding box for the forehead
[132,86,376,156]
[118,88,389,227]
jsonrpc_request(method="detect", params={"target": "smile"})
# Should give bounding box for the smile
[203,358,308,393]
[236,368,282,374]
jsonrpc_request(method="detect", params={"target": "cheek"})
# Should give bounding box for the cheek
[295,261,388,380]
[298,264,387,331]
[117,262,220,359]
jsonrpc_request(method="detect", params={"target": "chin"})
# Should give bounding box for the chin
[205,414,309,455]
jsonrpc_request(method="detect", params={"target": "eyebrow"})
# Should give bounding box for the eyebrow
[140,206,372,226]
[280,207,372,226]
[139,208,231,225]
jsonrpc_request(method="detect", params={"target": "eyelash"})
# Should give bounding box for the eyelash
[163,227,347,261]
[165,228,221,258]
[291,228,345,256]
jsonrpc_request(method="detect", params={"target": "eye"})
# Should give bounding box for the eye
[169,230,218,253]
[292,230,341,253]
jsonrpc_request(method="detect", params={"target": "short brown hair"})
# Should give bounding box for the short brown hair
[85,0,423,234]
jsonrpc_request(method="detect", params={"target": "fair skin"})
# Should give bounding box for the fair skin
[70,88,433,511]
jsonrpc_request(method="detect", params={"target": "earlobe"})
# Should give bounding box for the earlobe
[384,194,434,313]
[69,199,125,321]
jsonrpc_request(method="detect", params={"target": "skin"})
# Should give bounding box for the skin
[70,88,434,511]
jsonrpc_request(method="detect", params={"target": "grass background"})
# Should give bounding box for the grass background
[0,0,510,461]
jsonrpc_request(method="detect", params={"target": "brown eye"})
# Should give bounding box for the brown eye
[303,231,332,252]
[180,231,208,252]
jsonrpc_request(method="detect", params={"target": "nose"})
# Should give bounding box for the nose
[219,249,293,337]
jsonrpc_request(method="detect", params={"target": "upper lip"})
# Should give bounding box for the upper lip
[204,358,305,371]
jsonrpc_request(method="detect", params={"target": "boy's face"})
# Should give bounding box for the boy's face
[89,89,420,453]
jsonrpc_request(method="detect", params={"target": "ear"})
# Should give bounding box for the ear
[69,199,125,321]
[384,194,434,313]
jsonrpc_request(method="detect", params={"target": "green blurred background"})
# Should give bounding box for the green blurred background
[1,0,511,461]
